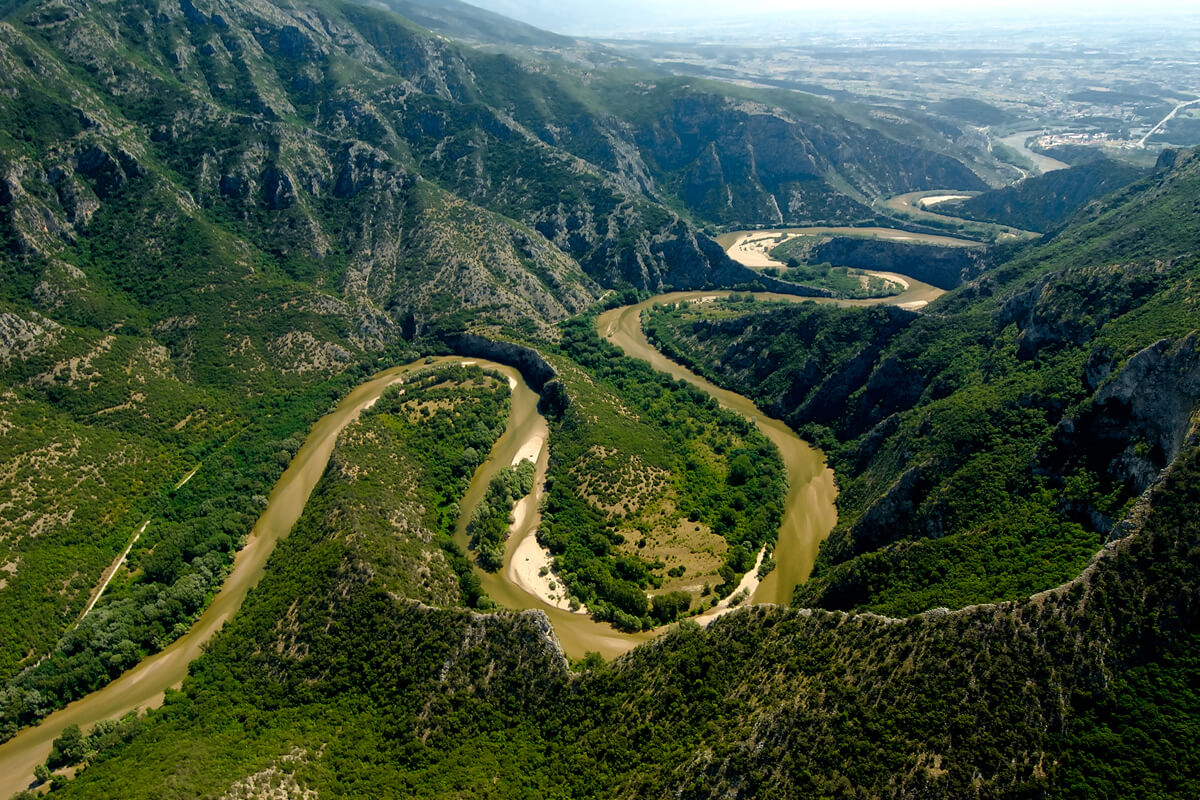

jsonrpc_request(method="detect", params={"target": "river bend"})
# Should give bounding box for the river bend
[0,273,943,794]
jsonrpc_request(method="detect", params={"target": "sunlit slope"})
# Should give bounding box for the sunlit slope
[646,149,1200,616]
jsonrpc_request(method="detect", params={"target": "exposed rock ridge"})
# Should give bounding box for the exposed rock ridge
[443,333,557,391]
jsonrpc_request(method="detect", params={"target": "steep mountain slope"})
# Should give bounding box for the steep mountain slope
[366,0,577,48]
[0,0,1017,753]
[0,3,1196,793]
[943,157,1147,233]
[645,147,1200,617]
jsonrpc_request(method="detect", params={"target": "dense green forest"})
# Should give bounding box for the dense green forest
[32,403,1200,799]
[0,0,1006,728]
[2,0,1200,795]
[469,459,536,571]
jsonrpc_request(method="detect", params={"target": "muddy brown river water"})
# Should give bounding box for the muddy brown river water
[0,267,944,793]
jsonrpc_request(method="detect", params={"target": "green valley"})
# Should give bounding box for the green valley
[1,0,1199,797]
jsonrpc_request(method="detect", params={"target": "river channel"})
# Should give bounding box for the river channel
[0,356,531,796]
[998,130,1070,175]
[0,263,944,793]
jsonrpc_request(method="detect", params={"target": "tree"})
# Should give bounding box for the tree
[728,453,754,486]
[651,591,692,623]
[47,723,88,768]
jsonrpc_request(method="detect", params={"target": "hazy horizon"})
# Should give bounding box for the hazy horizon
[462,0,1200,39]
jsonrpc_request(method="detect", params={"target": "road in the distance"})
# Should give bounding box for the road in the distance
[1139,96,1200,147]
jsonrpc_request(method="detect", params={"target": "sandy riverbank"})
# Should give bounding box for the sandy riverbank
[510,433,544,467]
[917,194,972,207]
[508,529,579,614]
[503,431,585,614]
[728,232,790,267]
[695,547,767,626]
[362,377,407,410]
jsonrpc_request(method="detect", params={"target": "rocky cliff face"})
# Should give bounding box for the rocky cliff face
[443,333,557,390]
[1,0,994,337]
[629,92,987,228]
[1000,259,1172,359]
[1052,333,1200,497]
[0,310,60,367]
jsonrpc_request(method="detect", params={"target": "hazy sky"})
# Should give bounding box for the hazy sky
[469,0,1198,36]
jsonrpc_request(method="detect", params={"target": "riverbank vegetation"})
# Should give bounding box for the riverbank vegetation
[646,294,1115,616]
[21,364,512,785]
[0,358,383,742]
[469,459,536,571]
[38,441,1200,799]
[329,365,512,606]
[19,145,1200,798]
[535,317,786,630]
[760,260,902,298]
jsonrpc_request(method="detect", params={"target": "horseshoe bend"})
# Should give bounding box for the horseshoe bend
[1,0,1199,796]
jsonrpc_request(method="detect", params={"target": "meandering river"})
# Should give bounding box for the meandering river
[594,277,941,604]
[0,259,944,793]
[0,356,526,796]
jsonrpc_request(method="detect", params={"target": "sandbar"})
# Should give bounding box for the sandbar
[918,194,972,207]
[504,434,587,614]
[696,546,766,626]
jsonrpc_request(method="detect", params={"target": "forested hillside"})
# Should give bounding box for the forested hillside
[39,341,1200,800]
[942,158,1146,233]
[5,0,1200,796]
[645,147,1200,618]
[15,143,1200,800]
